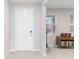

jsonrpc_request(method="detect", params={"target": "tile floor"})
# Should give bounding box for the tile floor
[6,48,74,59]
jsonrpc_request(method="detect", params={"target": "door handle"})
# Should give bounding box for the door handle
[30,30,32,33]
[30,30,32,37]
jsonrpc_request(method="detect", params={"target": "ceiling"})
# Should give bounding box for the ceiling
[9,0,74,8]
[47,0,74,8]
[9,0,43,4]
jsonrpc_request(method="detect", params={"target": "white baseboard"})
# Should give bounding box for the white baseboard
[31,49,41,51]
[4,50,10,59]
[10,49,16,52]
[10,49,40,52]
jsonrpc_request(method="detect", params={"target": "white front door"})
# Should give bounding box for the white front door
[15,8,34,50]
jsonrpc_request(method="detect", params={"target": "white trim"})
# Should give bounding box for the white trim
[43,0,48,5]
[31,49,41,51]
[10,49,41,52]
[40,50,46,56]
[10,49,16,52]
[15,49,33,51]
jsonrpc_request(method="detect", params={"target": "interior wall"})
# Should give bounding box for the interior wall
[46,8,74,48]
[4,0,11,57]
[10,3,41,50]
[40,4,47,56]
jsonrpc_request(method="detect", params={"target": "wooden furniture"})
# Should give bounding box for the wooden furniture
[56,33,74,48]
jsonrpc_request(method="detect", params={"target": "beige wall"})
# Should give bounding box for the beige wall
[4,0,11,57]
[47,8,74,47]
